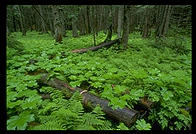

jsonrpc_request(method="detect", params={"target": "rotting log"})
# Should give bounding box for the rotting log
[38,73,139,127]
[139,97,154,109]
[71,38,120,53]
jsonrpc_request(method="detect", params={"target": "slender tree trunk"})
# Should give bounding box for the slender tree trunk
[12,8,17,32]
[72,17,78,37]
[78,7,86,36]
[84,6,91,34]
[121,5,130,49]
[113,7,118,33]
[104,6,113,42]
[92,6,97,45]
[142,9,149,38]
[117,6,123,38]
[47,6,54,36]
[98,6,103,32]
[129,14,134,33]
[18,5,26,36]
[38,5,47,33]
[163,5,172,35]
[59,7,66,37]
[52,5,63,44]
[103,6,109,34]
[155,5,172,38]
[18,19,22,32]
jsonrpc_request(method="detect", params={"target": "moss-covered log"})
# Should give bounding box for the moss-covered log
[71,38,120,53]
[38,73,139,127]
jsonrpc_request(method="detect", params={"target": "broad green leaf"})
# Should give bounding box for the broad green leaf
[7,111,35,130]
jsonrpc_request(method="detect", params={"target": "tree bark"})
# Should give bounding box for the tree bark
[59,6,66,37]
[18,5,26,36]
[142,8,149,38]
[155,5,172,38]
[72,17,78,37]
[38,73,139,127]
[12,7,17,32]
[117,6,123,38]
[38,5,47,33]
[104,6,113,42]
[52,5,63,44]
[121,5,130,49]
[84,6,91,34]
[46,6,55,36]
[91,6,97,45]
[78,7,86,36]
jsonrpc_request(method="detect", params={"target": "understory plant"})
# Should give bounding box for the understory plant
[7,30,192,130]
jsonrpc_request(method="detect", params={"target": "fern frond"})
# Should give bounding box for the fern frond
[51,108,81,129]
[69,100,84,116]
[30,120,64,130]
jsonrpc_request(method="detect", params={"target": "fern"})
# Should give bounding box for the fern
[30,120,64,130]
[52,108,81,129]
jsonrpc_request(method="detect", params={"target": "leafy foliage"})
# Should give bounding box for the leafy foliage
[135,119,151,130]
[7,29,191,130]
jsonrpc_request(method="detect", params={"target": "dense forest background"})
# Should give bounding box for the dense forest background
[7,5,191,44]
[7,5,192,130]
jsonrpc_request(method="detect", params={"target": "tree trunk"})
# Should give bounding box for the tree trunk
[91,6,97,46]
[104,6,113,42]
[59,7,66,37]
[142,9,149,38]
[84,6,91,34]
[18,5,26,36]
[113,7,118,33]
[117,6,123,38]
[72,17,78,37]
[38,5,47,33]
[155,5,172,38]
[47,6,55,36]
[12,11,17,32]
[52,5,63,44]
[121,5,130,49]
[129,14,134,33]
[78,7,86,36]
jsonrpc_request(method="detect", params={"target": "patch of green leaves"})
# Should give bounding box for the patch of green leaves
[135,119,151,130]
[7,111,35,130]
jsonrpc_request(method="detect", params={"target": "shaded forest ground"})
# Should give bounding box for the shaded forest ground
[7,29,192,130]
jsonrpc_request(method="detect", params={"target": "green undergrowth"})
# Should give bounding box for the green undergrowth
[7,30,192,130]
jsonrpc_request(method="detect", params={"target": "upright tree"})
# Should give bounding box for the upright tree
[121,5,130,49]
[155,5,172,38]
[104,6,113,42]
[46,6,55,36]
[18,5,26,36]
[84,6,91,34]
[142,7,150,38]
[59,6,66,37]
[117,5,123,39]
[38,5,47,33]
[52,5,63,44]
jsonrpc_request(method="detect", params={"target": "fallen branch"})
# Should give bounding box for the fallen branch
[71,38,120,53]
[38,73,139,127]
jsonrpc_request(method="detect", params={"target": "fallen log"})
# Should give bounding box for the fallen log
[71,38,120,53]
[38,73,139,127]
[139,97,154,109]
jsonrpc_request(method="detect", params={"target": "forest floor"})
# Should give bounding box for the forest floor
[7,30,192,130]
